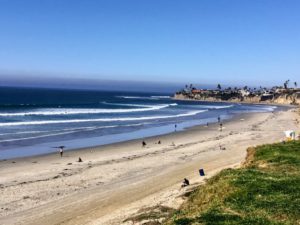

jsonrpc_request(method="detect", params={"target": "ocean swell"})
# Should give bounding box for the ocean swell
[0,123,147,142]
[0,110,207,127]
[0,104,176,117]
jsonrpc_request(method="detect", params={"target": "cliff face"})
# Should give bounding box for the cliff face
[174,93,300,105]
[272,94,300,105]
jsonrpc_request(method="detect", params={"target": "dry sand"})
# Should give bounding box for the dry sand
[0,109,299,225]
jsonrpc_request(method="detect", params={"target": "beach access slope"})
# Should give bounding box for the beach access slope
[0,109,299,225]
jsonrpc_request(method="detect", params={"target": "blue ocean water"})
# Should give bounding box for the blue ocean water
[0,87,279,159]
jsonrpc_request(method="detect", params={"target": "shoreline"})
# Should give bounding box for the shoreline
[0,108,299,225]
[1,110,260,161]
[0,101,291,161]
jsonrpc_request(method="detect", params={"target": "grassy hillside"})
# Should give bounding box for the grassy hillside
[165,141,300,225]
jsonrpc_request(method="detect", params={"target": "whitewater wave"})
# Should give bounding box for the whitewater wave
[150,96,171,99]
[103,102,177,107]
[254,105,277,112]
[117,95,170,100]
[0,103,176,117]
[0,110,206,127]
[202,104,234,109]
[2,122,152,136]
[242,105,277,112]
[116,96,153,100]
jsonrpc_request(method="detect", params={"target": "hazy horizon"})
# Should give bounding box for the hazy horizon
[0,75,187,93]
[1,72,297,94]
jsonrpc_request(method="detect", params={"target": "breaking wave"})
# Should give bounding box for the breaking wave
[202,105,234,109]
[0,104,177,117]
[0,110,207,127]
[117,95,170,100]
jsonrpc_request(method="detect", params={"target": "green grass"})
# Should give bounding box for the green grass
[165,141,300,225]
[123,205,176,224]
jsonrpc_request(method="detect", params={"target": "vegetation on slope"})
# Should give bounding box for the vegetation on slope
[165,141,300,225]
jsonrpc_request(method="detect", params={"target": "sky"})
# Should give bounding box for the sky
[0,0,299,88]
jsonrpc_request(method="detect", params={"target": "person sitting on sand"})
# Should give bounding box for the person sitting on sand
[158,140,161,144]
[78,157,82,162]
[142,141,147,147]
[181,178,190,187]
[219,144,226,150]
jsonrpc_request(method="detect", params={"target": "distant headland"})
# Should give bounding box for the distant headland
[174,80,300,105]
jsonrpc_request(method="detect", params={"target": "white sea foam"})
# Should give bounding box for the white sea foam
[256,106,277,112]
[202,105,234,109]
[150,96,171,99]
[246,105,277,112]
[0,103,175,117]
[116,96,153,100]
[103,102,177,107]
[0,110,206,127]
[116,95,170,100]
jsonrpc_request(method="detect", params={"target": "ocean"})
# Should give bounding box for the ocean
[0,87,279,159]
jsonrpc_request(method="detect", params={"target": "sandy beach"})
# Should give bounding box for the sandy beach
[0,108,299,225]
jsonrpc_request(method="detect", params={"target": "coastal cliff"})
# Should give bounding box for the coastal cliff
[174,89,300,105]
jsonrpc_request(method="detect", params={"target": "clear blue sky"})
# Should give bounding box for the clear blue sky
[0,0,299,87]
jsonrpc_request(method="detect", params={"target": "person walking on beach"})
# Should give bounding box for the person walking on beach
[219,123,223,131]
[59,147,64,157]
[218,116,221,123]
[174,124,177,132]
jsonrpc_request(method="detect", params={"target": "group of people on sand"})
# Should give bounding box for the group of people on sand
[180,116,226,189]
[205,116,223,131]
[57,116,225,190]
[142,140,162,147]
[57,146,83,162]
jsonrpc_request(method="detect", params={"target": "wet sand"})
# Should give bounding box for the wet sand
[0,109,299,225]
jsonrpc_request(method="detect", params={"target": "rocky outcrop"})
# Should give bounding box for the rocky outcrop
[174,92,300,105]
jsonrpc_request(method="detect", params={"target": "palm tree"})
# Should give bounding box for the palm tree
[294,82,297,88]
[217,84,222,90]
